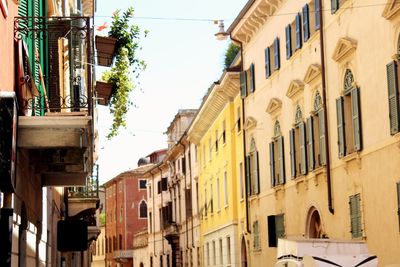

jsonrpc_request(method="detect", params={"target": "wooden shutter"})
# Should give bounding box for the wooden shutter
[267,215,277,247]
[285,25,292,59]
[302,4,310,42]
[269,142,275,187]
[386,61,400,135]
[300,122,307,175]
[254,152,260,194]
[274,38,280,70]
[351,88,362,151]
[249,63,255,93]
[278,136,285,184]
[275,215,285,240]
[245,155,251,196]
[336,97,346,158]
[315,0,320,30]
[295,13,302,50]
[331,0,338,14]
[397,182,400,230]
[349,194,362,238]
[265,47,271,78]
[240,71,247,98]
[289,129,296,178]
[306,117,315,171]
[318,109,327,165]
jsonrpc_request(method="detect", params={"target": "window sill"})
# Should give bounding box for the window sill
[342,151,361,172]
[224,205,229,209]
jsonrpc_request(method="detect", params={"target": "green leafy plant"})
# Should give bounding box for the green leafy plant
[224,42,240,69]
[102,7,147,139]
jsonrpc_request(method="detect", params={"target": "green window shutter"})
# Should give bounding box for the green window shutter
[285,25,292,59]
[302,4,310,42]
[336,97,346,158]
[245,155,251,196]
[275,215,285,240]
[240,71,247,98]
[318,109,327,165]
[267,215,277,247]
[249,63,255,93]
[274,38,280,70]
[295,13,302,50]
[278,136,285,184]
[331,0,339,14]
[269,142,275,187]
[386,61,400,135]
[265,47,271,78]
[349,194,362,238]
[397,182,400,230]
[314,0,320,30]
[299,122,307,175]
[254,151,260,194]
[289,129,296,178]
[351,88,362,151]
[306,117,315,171]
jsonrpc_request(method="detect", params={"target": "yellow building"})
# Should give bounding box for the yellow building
[225,0,400,266]
[188,70,247,267]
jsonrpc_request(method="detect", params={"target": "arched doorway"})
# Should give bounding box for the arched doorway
[240,236,247,267]
[139,262,144,267]
[306,207,324,238]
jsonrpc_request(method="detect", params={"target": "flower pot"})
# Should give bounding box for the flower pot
[96,81,113,105]
[95,36,117,67]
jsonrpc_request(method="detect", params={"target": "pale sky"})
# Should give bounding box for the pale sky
[95,0,248,184]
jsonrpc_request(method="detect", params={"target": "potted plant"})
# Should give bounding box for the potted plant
[95,81,113,105]
[95,35,117,67]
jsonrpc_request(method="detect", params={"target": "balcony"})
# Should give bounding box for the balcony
[113,250,133,262]
[14,16,95,186]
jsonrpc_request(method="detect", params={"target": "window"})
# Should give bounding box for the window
[118,181,122,192]
[139,179,147,189]
[295,13,302,49]
[265,38,280,78]
[139,200,147,218]
[253,221,261,250]
[268,214,285,247]
[387,60,400,135]
[246,138,260,196]
[307,91,326,170]
[209,138,212,161]
[397,182,400,230]
[149,183,152,198]
[240,64,255,97]
[212,240,216,265]
[226,236,231,264]
[157,180,161,194]
[336,69,362,158]
[219,239,223,265]
[185,188,192,218]
[222,120,226,144]
[120,205,123,222]
[215,130,219,152]
[248,63,255,93]
[149,212,152,233]
[161,177,168,191]
[182,157,186,175]
[285,24,292,59]
[216,178,221,210]
[237,107,242,132]
[302,4,310,42]
[204,188,207,216]
[349,194,362,238]
[289,106,307,178]
[224,171,228,206]
[239,162,244,199]
[210,183,214,214]
[119,234,123,249]
[331,0,348,14]
[315,0,320,30]
[270,121,285,187]
[206,243,210,266]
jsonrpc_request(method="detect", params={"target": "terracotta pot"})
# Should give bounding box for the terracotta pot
[95,36,117,67]
[96,81,113,105]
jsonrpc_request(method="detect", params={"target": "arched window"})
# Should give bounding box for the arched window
[246,138,260,196]
[139,200,147,218]
[306,207,324,238]
[269,121,285,187]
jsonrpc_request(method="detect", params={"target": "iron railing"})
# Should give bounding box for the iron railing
[68,164,99,199]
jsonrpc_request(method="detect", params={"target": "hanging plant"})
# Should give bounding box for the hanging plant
[101,7,147,139]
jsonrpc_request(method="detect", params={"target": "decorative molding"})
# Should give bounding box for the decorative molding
[382,0,400,20]
[266,97,282,115]
[244,116,257,131]
[332,37,357,63]
[286,80,305,99]
[303,64,321,84]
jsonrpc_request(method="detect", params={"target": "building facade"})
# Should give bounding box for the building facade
[226,0,400,265]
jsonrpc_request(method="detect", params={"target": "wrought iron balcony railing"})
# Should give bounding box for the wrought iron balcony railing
[14,16,94,115]
[68,164,99,199]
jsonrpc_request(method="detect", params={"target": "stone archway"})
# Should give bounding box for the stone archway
[241,236,247,267]
[306,207,324,238]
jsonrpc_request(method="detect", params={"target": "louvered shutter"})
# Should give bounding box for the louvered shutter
[245,155,251,196]
[315,0,320,30]
[349,194,362,238]
[351,88,362,151]
[285,25,292,59]
[331,0,338,14]
[249,63,255,93]
[269,142,275,187]
[336,97,346,158]
[240,71,247,98]
[253,152,260,194]
[300,122,307,175]
[295,13,302,50]
[386,61,400,135]
[318,109,327,165]
[306,117,315,171]
[265,47,271,78]
[303,4,310,42]
[274,38,280,70]
[289,129,296,178]
[397,182,400,230]
[278,136,285,184]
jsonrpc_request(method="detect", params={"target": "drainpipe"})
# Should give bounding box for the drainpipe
[230,35,251,233]
[178,137,189,250]
[188,141,195,248]
[156,165,164,255]
[318,0,334,214]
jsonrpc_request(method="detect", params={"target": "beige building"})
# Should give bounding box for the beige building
[225,0,400,266]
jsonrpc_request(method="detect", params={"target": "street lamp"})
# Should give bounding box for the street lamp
[214,20,229,41]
